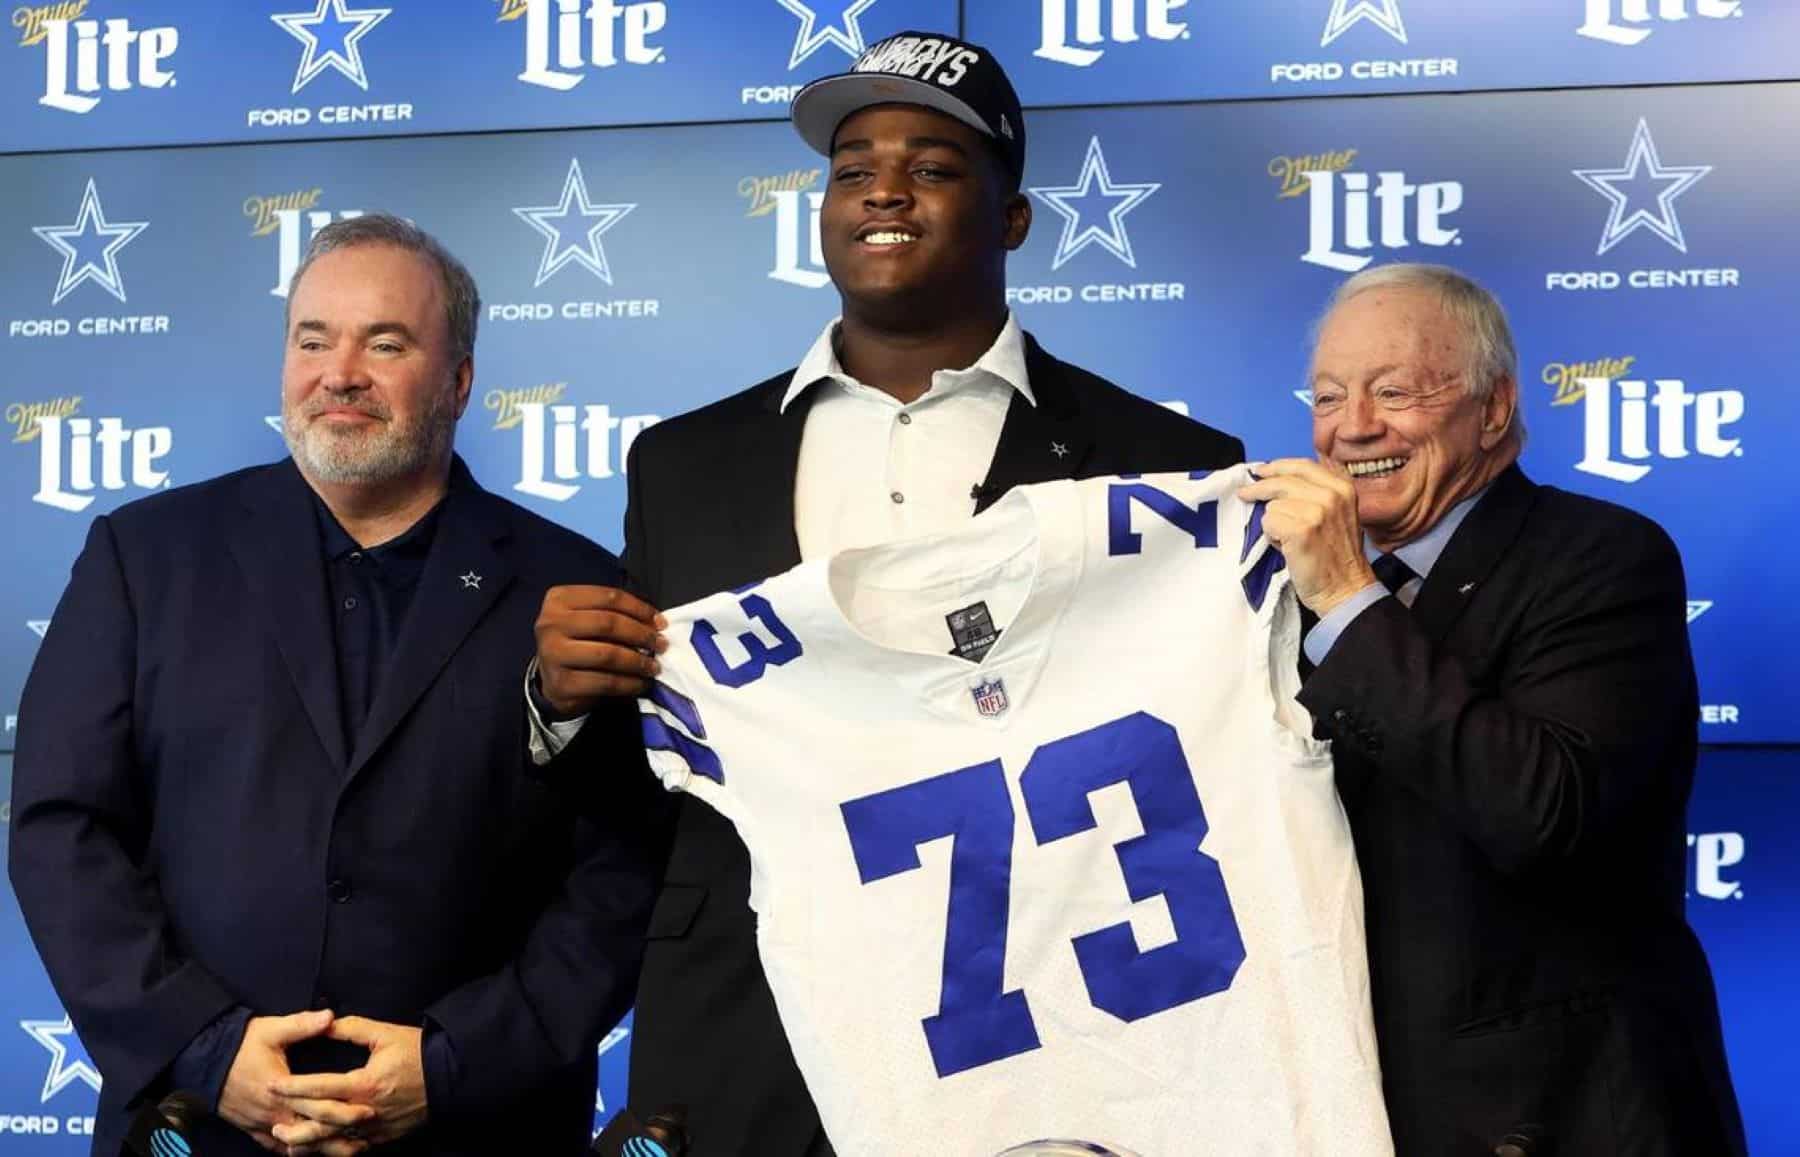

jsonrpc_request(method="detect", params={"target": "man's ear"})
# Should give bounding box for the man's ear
[1002,192,1032,252]
[1479,375,1518,450]
[452,356,474,420]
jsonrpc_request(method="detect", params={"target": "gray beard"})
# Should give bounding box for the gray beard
[284,390,457,485]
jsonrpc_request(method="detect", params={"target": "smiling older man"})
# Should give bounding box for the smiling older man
[1238,263,1744,1156]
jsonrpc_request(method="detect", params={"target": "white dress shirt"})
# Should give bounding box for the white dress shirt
[528,314,1034,757]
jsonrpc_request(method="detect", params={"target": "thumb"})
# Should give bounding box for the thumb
[260,1009,334,1047]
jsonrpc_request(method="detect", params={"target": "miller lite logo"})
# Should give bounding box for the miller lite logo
[1578,0,1741,46]
[486,383,568,430]
[970,677,1009,718]
[1542,356,1636,406]
[8,396,82,442]
[1268,149,1357,199]
[514,401,660,502]
[1035,0,1190,67]
[1300,167,1463,272]
[31,6,178,115]
[1573,376,1744,483]
[512,0,668,92]
[254,192,365,299]
[32,414,172,512]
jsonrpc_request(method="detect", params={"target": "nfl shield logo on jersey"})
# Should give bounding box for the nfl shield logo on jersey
[971,676,1010,718]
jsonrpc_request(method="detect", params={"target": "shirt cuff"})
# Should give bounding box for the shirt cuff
[421,1018,456,1122]
[167,1005,253,1112]
[523,657,589,765]
[1302,583,1389,667]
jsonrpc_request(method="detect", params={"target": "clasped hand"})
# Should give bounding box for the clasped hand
[219,1011,427,1156]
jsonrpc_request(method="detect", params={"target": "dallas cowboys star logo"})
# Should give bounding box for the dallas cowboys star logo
[32,179,148,306]
[1028,137,1160,271]
[271,0,392,94]
[775,0,877,70]
[460,571,482,590]
[27,620,50,638]
[1573,119,1711,257]
[513,159,637,287]
[1686,600,1713,624]
[1321,0,1408,46]
[20,1016,102,1103]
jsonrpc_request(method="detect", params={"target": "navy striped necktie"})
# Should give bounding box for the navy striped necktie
[1372,553,1419,600]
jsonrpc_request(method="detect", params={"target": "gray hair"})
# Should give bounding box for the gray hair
[1322,263,1517,400]
[286,213,480,360]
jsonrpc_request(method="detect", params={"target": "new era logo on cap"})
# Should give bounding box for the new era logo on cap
[790,30,1027,181]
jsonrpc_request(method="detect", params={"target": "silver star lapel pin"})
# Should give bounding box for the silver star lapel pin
[1459,582,1476,595]
[460,571,482,590]
[1050,441,1070,459]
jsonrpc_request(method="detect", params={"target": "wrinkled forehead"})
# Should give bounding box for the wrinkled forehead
[1312,287,1469,380]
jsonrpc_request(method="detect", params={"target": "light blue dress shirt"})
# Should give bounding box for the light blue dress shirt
[1302,483,1493,666]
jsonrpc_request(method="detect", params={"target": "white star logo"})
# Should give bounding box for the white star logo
[265,416,286,435]
[32,179,148,306]
[460,571,483,590]
[1573,119,1711,257]
[775,0,877,70]
[1321,0,1408,46]
[1029,137,1160,271]
[513,159,637,288]
[271,0,392,94]
[27,620,51,638]
[1294,388,1315,407]
[1686,600,1713,624]
[20,1017,102,1103]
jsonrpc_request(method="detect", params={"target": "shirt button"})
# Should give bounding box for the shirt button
[890,491,905,505]
[327,877,352,903]
[343,596,358,611]
[897,412,912,425]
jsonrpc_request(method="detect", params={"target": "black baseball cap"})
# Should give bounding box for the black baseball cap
[790,31,1026,183]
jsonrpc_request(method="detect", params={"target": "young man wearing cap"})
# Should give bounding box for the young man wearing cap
[527,32,1244,1156]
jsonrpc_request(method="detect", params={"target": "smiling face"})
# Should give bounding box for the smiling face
[1310,285,1518,551]
[280,243,471,489]
[820,103,1028,326]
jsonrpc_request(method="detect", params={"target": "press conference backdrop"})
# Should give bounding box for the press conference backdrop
[2,0,1796,1149]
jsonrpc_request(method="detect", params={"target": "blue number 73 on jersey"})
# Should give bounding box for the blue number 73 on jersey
[840,711,1246,1079]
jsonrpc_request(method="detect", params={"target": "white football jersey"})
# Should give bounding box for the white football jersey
[638,468,1392,1157]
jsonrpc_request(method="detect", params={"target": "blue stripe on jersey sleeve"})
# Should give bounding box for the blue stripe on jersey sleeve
[1242,544,1287,612]
[1241,499,1267,563]
[647,679,708,739]
[641,713,725,785]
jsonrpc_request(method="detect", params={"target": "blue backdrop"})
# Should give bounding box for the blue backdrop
[1,0,1794,1150]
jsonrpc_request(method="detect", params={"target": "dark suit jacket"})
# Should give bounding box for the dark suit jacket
[9,458,663,1157]
[581,334,1244,1156]
[1298,465,1745,1156]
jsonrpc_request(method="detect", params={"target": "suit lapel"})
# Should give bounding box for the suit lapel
[1410,464,1538,643]
[229,461,349,771]
[347,463,514,779]
[975,336,1095,511]
[726,378,811,578]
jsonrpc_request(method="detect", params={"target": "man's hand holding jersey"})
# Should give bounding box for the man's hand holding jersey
[1236,458,1378,618]
[534,585,668,713]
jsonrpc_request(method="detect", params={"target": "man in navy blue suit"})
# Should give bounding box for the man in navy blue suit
[8,215,662,1157]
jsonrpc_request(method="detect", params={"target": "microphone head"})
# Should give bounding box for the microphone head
[155,1092,208,1132]
[146,1127,192,1157]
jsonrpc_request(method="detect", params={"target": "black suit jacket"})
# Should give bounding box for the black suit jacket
[1298,465,1745,1156]
[9,458,663,1157]
[591,334,1243,1156]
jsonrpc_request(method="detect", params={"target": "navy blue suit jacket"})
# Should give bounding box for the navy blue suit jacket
[9,457,662,1156]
